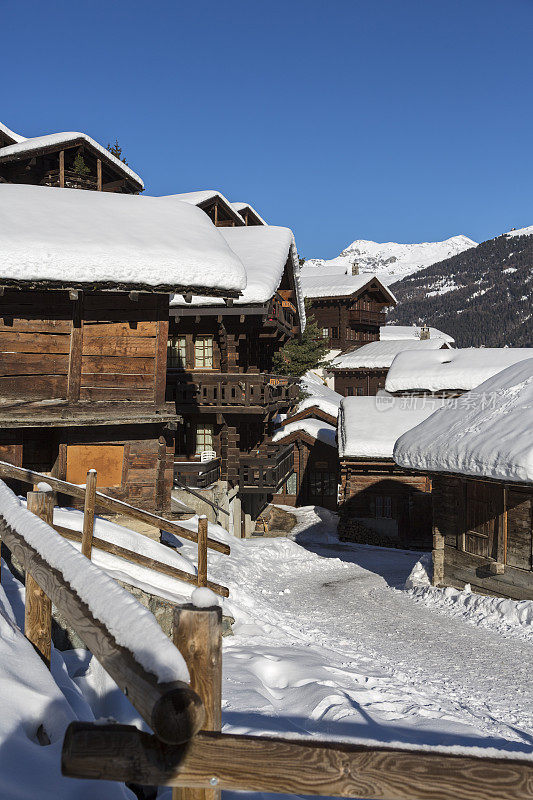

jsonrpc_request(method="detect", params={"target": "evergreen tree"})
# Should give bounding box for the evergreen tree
[272,300,329,376]
[72,152,91,176]
[106,138,128,165]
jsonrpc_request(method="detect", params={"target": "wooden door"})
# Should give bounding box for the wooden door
[506,490,532,570]
[465,481,498,558]
[308,470,337,510]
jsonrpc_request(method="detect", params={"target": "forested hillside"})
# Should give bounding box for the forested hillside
[388,231,533,347]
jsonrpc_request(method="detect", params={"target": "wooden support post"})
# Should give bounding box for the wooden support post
[25,491,53,667]
[82,470,97,559]
[173,601,222,800]
[97,158,102,191]
[197,516,208,588]
[59,150,65,188]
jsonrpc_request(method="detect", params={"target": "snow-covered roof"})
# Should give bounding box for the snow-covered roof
[0,121,26,143]
[380,325,455,343]
[393,359,533,484]
[0,130,143,188]
[385,347,533,394]
[338,396,447,459]
[332,338,450,371]
[171,225,306,330]
[301,272,397,303]
[273,418,337,448]
[297,374,343,419]
[231,201,268,225]
[160,190,244,223]
[0,184,246,294]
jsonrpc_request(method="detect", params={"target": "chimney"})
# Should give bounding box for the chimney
[351,261,359,275]
[420,324,430,340]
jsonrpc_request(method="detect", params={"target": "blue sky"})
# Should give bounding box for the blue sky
[3,0,533,258]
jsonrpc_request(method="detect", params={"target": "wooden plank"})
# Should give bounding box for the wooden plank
[0,515,205,744]
[25,491,53,668]
[0,318,72,334]
[97,158,102,191]
[82,339,157,358]
[62,724,533,800]
[0,374,68,399]
[81,355,155,374]
[0,331,71,353]
[54,525,229,597]
[82,321,157,338]
[173,604,222,800]
[0,353,69,376]
[79,387,154,401]
[197,516,208,588]
[0,462,230,555]
[79,373,154,389]
[82,470,97,559]
[59,149,65,188]
[155,309,169,408]
[67,297,83,402]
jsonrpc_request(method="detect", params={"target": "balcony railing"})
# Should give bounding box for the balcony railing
[238,443,294,493]
[171,373,299,409]
[173,458,221,489]
[41,169,98,191]
[349,309,387,325]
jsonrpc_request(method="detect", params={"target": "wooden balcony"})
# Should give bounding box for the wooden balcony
[349,309,387,325]
[170,373,299,413]
[41,168,98,191]
[173,458,221,489]
[263,297,295,337]
[239,443,294,493]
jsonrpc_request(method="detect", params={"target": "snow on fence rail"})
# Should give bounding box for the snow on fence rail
[0,480,205,744]
[0,460,229,597]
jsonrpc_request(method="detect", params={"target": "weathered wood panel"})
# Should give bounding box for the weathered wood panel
[0,331,71,353]
[0,353,69,375]
[507,490,532,570]
[0,375,68,399]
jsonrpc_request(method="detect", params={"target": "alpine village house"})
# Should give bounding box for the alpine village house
[0,121,302,535]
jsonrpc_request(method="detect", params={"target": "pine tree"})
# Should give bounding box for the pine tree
[272,300,329,376]
[72,152,91,176]
[106,138,128,165]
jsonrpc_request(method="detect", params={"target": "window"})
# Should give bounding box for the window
[309,471,337,497]
[195,424,214,456]
[346,387,354,396]
[194,336,213,368]
[286,472,297,494]
[375,495,393,518]
[167,336,186,369]
[356,387,365,396]
[322,327,329,338]
[331,326,339,340]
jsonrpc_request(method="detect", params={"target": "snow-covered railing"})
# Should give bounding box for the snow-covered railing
[0,460,229,597]
[0,481,205,744]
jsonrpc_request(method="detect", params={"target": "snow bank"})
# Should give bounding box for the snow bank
[0,130,144,187]
[273,418,337,448]
[301,272,397,303]
[297,374,343,419]
[385,347,533,394]
[393,358,533,483]
[0,480,188,683]
[0,184,246,293]
[171,225,306,331]
[332,338,450,370]
[380,325,454,343]
[338,395,448,459]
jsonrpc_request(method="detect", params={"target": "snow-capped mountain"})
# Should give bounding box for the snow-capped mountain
[389,227,533,347]
[302,235,477,286]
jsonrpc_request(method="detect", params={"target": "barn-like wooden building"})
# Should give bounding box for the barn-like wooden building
[394,359,533,599]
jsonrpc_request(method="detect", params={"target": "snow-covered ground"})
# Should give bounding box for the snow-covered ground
[0,504,532,798]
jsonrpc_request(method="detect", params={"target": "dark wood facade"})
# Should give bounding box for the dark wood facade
[333,368,388,397]
[272,429,338,511]
[338,459,433,549]
[307,281,394,353]
[432,474,533,600]
[0,288,175,512]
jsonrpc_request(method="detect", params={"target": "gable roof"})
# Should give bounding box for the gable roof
[332,338,450,371]
[0,121,26,144]
[338,395,447,459]
[231,202,267,225]
[301,272,397,303]
[380,325,454,343]
[0,184,246,294]
[296,375,343,419]
[385,347,533,394]
[393,359,533,484]
[160,191,244,225]
[0,128,143,189]
[170,225,306,330]
[273,418,337,448]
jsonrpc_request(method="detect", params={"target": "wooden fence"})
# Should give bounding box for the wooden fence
[0,460,229,597]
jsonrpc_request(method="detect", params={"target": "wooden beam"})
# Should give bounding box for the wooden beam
[25,491,53,667]
[0,462,230,556]
[81,470,97,559]
[67,294,83,402]
[62,725,533,800]
[97,158,102,191]
[0,514,205,744]
[197,516,208,588]
[59,150,65,188]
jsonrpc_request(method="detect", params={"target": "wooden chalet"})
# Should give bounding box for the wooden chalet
[0,184,245,514]
[300,274,396,353]
[332,338,451,397]
[337,396,446,549]
[394,359,533,600]
[161,190,245,227]
[168,225,304,536]
[231,201,267,226]
[0,121,143,194]
[271,419,338,510]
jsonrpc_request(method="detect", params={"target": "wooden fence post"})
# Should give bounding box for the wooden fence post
[173,602,222,800]
[26,490,54,667]
[197,515,208,588]
[82,469,97,560]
